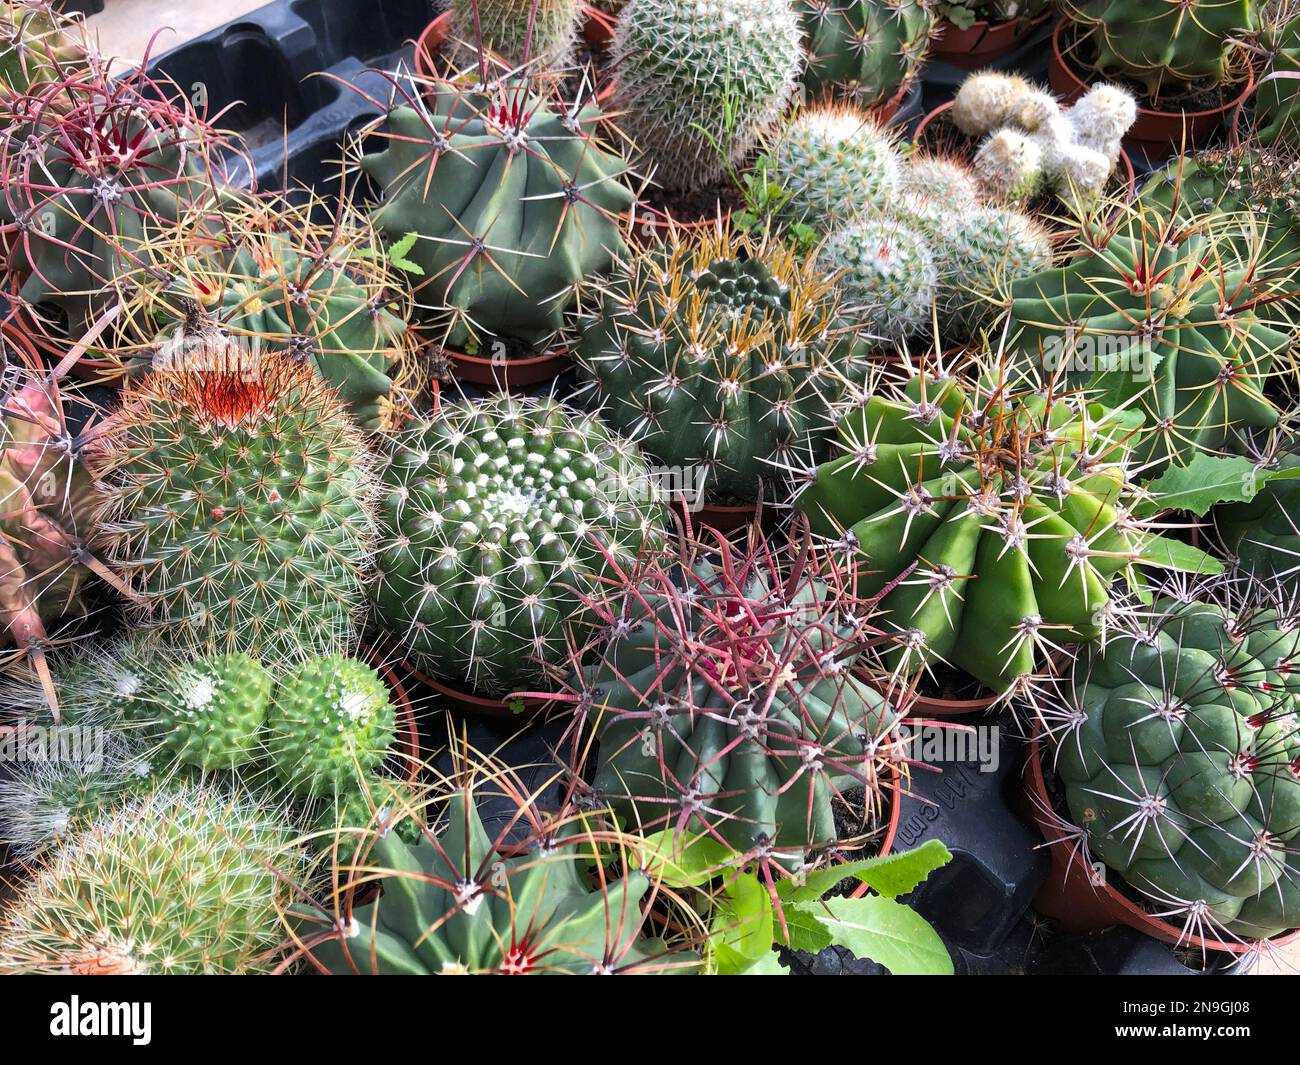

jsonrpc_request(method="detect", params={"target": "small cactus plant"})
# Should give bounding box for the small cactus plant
[819,216,937,340]
[447,0,584,66]
[798,0,936,108]
[0,1,86,102]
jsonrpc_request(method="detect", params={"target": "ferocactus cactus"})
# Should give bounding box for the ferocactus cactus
[0,784,301,974]
[575,225,872,505]
[314,773,426,861]
[798,0,936,107]
[819,216,937,340]
[0,1,85,101]
[1045,588,1300,940]
[371,395,667,696]
[448,0,583,66]
[612,0,802,192]
[360,79,632,348]
[89,346,377,662]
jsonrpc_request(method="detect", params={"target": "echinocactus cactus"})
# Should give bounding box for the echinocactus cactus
[794,357,1216,693]
[1043,584,1300,941]
[548,524,901,858]
[448,0,583,66]
[371,395,667,696]
[768,103,900,231]
[819,216,937,340]
[798,0,936,107]
[0,784,301,974]
[1009,204,1295,477]
[575,225,872,505]
[88,347,377,662]
[359,77,632,348]
[303,789,693,973]
[0,1,85,101]
[612,0,802,192]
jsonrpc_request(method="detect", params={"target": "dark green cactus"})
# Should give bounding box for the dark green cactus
[1216,445,1300,591]
[799,0,936,107]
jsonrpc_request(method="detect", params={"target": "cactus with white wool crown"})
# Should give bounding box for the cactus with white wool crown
[448,0,583,66]
[798,0,936,107]
[574,225,873,506]
[88,346,377,663]
[371,395,668,697]
[612,0,803,192]
[897,153,981,205]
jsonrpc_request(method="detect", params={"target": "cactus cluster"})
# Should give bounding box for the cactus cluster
[798,0,936,107]
[448,0,584,67]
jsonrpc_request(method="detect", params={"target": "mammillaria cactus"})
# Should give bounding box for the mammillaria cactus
[575,225,872,505]
[1009,205,1295,477]
[88,346,377,662]
[819,216,937,341]
[798,0,936,107]
[1044,588,1300,940]
[550,525,901,857]
[448,0,583,66]
[0,784,301,974]
[612,0,802,192]
[359,79,632,349]
[371,395,667,696]
[305,791,691,974]
[897,153,981,205]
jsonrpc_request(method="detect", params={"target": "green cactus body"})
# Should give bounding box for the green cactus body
[360,89,632,348]
[1053,597,1300,939]
[0,1,84,100]
[612,0,802,192]
[795,370,1152,692]
[308,794,685,973]
[1258,15,1300,147]
[372,396,667,696]
[448,0,582,65]
[799,0,935,106]
[90,353,376,661]
[151,653,271,771]
[266,655,397,797]
[315,774,425,861]
[1217,450,1300,589]
[575,227,871,505]
[0,785,300,974]
[820,217,937,340]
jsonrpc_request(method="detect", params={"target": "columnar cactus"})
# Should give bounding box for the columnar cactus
[89,347,377,662]
[360,80,633,348]
[371,395,667,696]
[612,0,803,192]
[1046,590,1300,940]
[575,225,872,505]
[448,0,583,66]
[0,785,301,974]
[819,216,937,340]
[798,0,936,107]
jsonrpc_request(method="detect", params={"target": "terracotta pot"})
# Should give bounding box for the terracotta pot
[1023,728,1300,954]
[673,497,762,535]
[844,760,904,901]
[371,656,423,783]
[928,11,1052,71]
[1048,20,1256,164]
[396,655,558,720]
[444,342,570,389]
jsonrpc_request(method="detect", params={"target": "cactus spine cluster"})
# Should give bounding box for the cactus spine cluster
[448,0,583,66]
[0,1,85,101]
[1217,445,1300,590]
[612,0,803,192]
[798,0,936,107]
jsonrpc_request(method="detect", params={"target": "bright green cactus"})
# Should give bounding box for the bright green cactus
[371,395,667,696]
[150,652,271,771]
[612,0,802,192]
[306,792,690,973]
[798,0,936,107]
[0,784,301,974]
[266,655,397,797]
[89,349,377,662]
[1216,445,1300,590]
[575,226,872,506]
[1048,591,1300,940]
[448,0,583,65]
[360,84,633,349]
[820,216,937,340]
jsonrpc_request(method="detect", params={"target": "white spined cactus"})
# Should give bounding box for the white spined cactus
[898,154,982,207]
[973,129,1044,201]
[950,72,1032,135]
[1068,84,1138,161]
[820,216,937,342]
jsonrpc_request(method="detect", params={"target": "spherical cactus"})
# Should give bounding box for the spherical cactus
[769,103,900,230]
[1068,83,1137,159]
[798,0,936,107]
[897,153,981,206]
[574,225,873,506]
[88,347,377,661]
[265,655,397,797]
[0,784,301,974]
[360,81,633,348]
[972,128,1044,201]
[820,216,937,340]
[448,0,583,66]
[1047,591,1300,940]
[612,0,802,192]
[950,72,1033,136]
[150,653,272,771]
[372,396,667,696]
[1217,446,1300,590]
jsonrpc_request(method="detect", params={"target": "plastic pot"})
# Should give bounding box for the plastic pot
[443,342,571,390]
[1023,728,1300,954]
[1048,20,1256,164]
[928,11,1053,71]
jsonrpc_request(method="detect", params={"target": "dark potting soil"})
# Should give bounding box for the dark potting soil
[1067,30,1242,114]
[638,175,745,226]
[912,661,996,705]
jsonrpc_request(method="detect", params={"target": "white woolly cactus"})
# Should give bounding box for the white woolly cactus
[972,129,1044,200]
[898,154,982,206]
[820,217,937,341]
[950,72,1033,136]
[1069,83,1139,161]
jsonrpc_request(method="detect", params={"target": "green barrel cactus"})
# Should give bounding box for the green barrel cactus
[447,0,583,66]
[307,792,689,974]
[612,0,802,192]
[1217,447,1300,590]
[89,349,377,662]
[372,395,667,696]
[360,84,633,349]
[0,784,301,974]
[1257,13,1300,147]
[575,226,872,506]
[799,0,935,107]
[1049,593,1300,940]
[266,655,397,797]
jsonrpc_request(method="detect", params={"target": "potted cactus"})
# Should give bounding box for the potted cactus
[929,0,1052,70]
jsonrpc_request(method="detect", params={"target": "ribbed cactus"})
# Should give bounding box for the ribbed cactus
[1258,13,1300,147]
[0,1,85,101]
[360,82,632,348]
[89,347,377,662]
[819,216,937,340]
[0,784,301,974]
[307,792,688,973]
[612,0,802,192]
[448,0,583,66]
[1047,591,1300,940]
[1217,446,1300,590]
[372,395,667,696]
[798,0,936,107]
[575,225,872,505]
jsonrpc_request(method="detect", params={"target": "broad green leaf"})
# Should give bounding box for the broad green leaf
[710,874,775,975]
[1138,535,1225,575]
[1138,454,1268,517]
[730,950,788,976]
[774,901,834,953]
[778,840,954,903]
[629,829,735,888]
[800,896,954,976]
